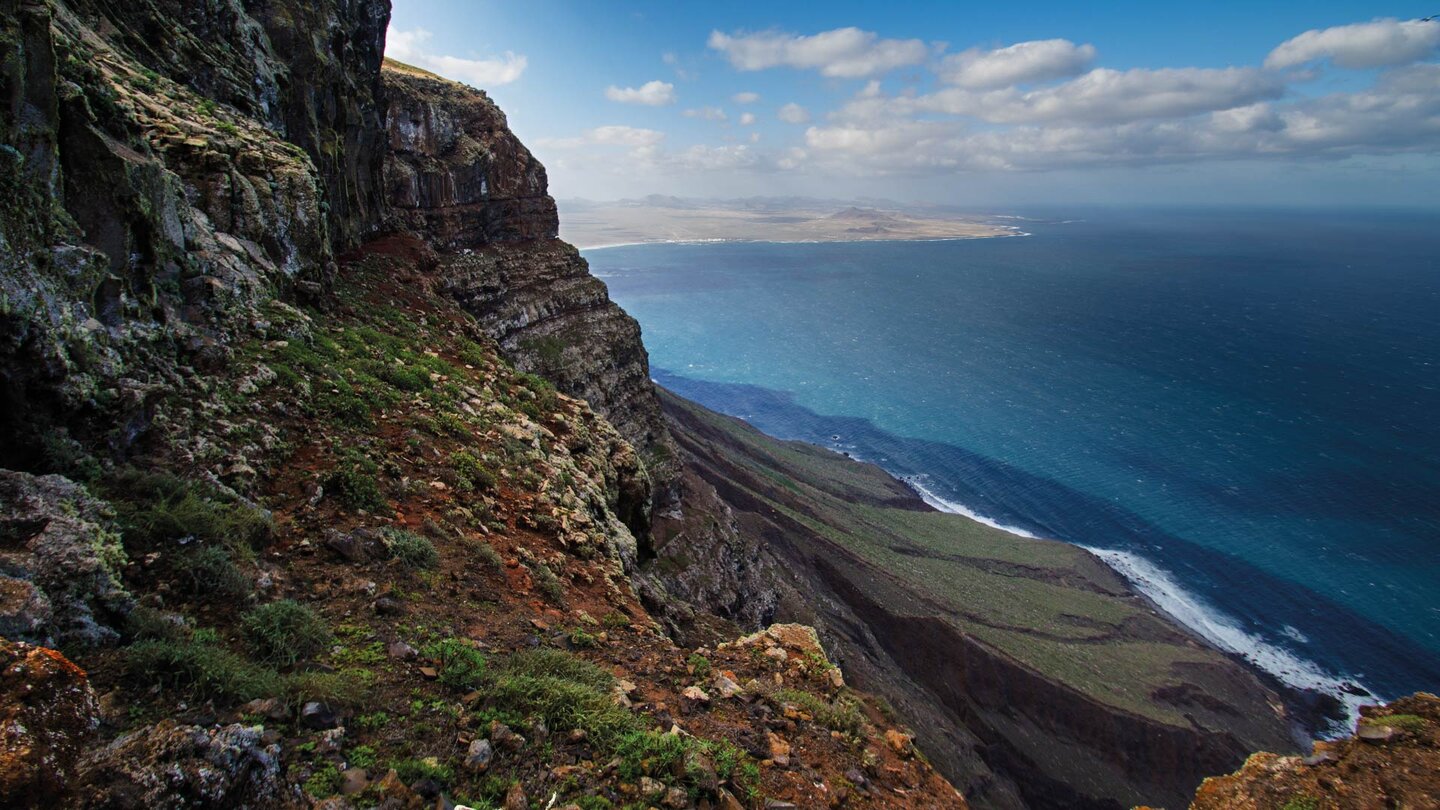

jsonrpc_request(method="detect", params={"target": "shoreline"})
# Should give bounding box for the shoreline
[812,440,1369,741]
[572,228,1029,252]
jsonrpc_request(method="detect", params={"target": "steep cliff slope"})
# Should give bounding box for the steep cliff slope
[656,392,1296,809]
[0,4,963,807]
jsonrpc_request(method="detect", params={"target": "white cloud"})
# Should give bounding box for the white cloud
[707,27,931,78]
[538,125,666,149]
[732,91,761,104]
[605,80,677,106]
[838,66,1284,126]
[803,63,1440,173]
[938,39,1096,89]
[386,27,527,86]
[683,106,728,121]
[777,102,811,124]
[749,132,761,143]
[1266,18,1440,69]
[739,112,757,126]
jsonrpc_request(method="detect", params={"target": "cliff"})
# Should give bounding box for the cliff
[0,1,1375,809]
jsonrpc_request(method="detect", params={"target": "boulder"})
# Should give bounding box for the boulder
[0,640,102,808]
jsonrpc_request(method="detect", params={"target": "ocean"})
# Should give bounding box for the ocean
[584,207,1440,731]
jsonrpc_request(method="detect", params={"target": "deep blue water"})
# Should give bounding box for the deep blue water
[584,208,1440,728]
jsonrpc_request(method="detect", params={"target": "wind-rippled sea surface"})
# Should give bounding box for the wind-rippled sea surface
[585,208,1440,727]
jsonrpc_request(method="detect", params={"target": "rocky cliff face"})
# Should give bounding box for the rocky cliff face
[0,0,390,466]
[381,62,680,516]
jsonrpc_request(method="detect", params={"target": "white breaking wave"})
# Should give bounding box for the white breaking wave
[900,473,1375,735]
[1082,546,1376,735]
[902,475,1041,539]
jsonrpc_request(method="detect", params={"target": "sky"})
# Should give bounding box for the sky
[386,1,1440,208]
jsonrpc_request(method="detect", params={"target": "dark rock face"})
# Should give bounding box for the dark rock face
[384,64,557,246]
[0,470,132,647]
[381,66,680,516]
[0,0,390,462]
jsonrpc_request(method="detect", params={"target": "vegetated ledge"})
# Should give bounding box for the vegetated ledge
[654,389,1297,810]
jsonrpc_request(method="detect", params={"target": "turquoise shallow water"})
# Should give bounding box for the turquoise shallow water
[585,208,1440,725]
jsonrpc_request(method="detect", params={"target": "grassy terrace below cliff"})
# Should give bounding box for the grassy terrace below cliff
[659,391,1294,809]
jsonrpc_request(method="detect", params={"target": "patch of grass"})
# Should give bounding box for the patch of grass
[332,640,385,667]
[688,653,712,679]
[569,627,599,649]
[390,757,454,786]
[381,527,440,570]
[125,638,279,703]
[602,611,631,630]
[325,449,388,512]
[530,561,566,606]
[1363,713,1428,732]
[107,469,272,553]
[303,763,341,799]
[1281,797,1320,810]
[773,688,864,735]
[483,649,637,748]
[424,638,487,690]
[285,668,374,709]
[242,600,331,666]
[451,450,496,492]
[615,731,757,799]
[349,744,378,770]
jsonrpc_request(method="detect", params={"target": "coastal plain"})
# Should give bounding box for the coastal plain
[559,199,1013,248]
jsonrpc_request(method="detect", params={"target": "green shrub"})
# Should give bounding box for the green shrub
[424,638,487,690]
[569,627,599,649]
[1281,797,1320,810]
[381,528,440,570]
[349,744,378,770]
[242,600,331,666]
[451,451,496,492]
[325,450,387,512]
[472,538,505,572]
[176,546,251,598]
[125,606,188,642]
[531,561,565,605]
[125,638,279,703]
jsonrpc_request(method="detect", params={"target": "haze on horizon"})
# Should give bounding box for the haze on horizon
[386,1,1440,209]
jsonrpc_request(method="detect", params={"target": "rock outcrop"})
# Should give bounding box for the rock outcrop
[0,470,131,646]
[0,640,101,808]
[1187,692,1440,809]
[73,721,286,809]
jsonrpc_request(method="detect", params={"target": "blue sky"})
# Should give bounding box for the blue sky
[387,1,1440,207]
